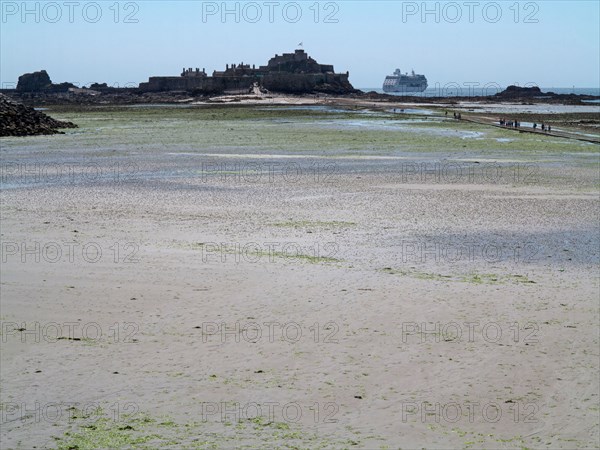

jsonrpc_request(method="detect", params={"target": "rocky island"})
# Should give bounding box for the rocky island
[139,49,356,95]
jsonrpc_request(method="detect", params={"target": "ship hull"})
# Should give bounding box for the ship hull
[382,83,428,93]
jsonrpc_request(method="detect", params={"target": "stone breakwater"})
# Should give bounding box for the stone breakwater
[0,94,77,137]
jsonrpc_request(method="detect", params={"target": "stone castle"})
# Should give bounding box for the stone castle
[138,49,355,94]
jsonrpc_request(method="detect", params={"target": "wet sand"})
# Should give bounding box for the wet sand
[1,103,598,448]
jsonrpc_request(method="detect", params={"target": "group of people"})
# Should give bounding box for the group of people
[499,118,520,128]
[533,122,552,132]
[441,112,554,133]
[444,111,462,120]
[499,118,552,133]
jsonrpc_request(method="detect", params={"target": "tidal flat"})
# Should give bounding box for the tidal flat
[1,103,598,448]
[10,104,599,154]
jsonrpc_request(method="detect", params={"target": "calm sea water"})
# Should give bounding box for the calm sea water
[359,87,600,97]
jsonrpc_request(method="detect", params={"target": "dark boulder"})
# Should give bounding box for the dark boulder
[17,70,52,92]
[495,85,543,98]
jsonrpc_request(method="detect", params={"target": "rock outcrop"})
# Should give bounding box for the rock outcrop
[89,82,109,89]
[492,85,598,104]
[495,85,543,98]
[0,94,77,137]
[17,70,52,92]
[17,70,76,93]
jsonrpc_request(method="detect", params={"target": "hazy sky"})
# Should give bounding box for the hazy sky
[1,1,599,89]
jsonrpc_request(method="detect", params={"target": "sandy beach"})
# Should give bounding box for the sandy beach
[1,101,598,448]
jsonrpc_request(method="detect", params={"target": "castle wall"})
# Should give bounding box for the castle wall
[139,76,256,93]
